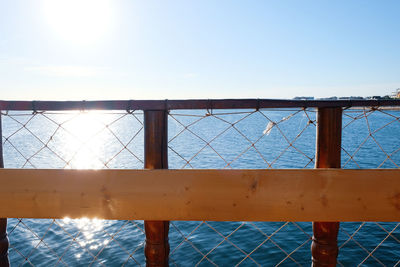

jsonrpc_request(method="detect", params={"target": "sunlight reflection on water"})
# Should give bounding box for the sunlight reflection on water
[59,112,110,259]
[60,217,106,259]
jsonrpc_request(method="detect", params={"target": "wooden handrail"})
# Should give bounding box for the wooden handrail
[0,169,399,221]
[0,99,399,111]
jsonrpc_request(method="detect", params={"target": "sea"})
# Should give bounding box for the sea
[1,108,400,266]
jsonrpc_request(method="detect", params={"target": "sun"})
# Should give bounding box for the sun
[41,0,114,45]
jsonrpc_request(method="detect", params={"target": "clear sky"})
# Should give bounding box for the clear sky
[0,0,399,100]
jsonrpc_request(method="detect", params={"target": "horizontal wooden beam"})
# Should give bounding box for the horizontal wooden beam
[0,169,399,221]
[0,99,399,111]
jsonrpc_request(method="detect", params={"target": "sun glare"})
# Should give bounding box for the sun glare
[62,111,107,169]
[42,0,114,45]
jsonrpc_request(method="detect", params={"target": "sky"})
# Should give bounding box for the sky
[0,0,399,100]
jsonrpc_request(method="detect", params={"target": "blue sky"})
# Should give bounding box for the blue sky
[0,0,399,100]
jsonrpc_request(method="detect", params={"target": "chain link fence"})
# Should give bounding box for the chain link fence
[338,107,400,266]
[0,104,399,266]
[2,110,146,266]
[168,108,316,266]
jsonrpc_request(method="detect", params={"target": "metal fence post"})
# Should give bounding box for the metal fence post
[0,113,9,267]
[144,110,170,267]
[311,107,342,266]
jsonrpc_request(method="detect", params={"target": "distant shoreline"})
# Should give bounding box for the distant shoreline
[347,106,400,110]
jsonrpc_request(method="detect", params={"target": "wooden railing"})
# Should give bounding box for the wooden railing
[0,169,399,221]
[0,98,399,110]
[0,99,399,266]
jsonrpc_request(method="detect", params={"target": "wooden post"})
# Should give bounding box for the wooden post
[144,110,169,267]
[311,107,342,266]
[0,114,9,267]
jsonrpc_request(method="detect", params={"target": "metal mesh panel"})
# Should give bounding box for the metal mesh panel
[168,108,316,169]
[2,110,144,169]
[1,110,146,266]
[341,107,400,169]
[168,108,316,266]
[1,105,399,266]
[339,107,400,266]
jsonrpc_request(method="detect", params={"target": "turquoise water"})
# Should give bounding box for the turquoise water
[2,108,400,266]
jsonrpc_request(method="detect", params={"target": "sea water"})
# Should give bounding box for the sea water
[2,108,400,266]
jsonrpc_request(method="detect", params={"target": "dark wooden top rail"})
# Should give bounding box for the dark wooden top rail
[0,99,399,111]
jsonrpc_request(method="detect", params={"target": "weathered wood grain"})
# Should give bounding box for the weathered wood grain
[0,169,398,221]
